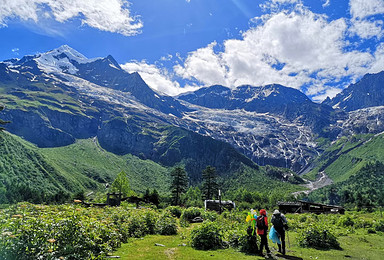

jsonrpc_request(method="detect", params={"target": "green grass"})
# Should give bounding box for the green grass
[114,223,384,260]
[114,211,384,260]
[40,138,172,194]
[305,133,384,183]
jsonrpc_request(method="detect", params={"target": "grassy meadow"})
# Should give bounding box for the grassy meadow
[0,202,383,260]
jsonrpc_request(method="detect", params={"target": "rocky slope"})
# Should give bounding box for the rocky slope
[323,71,384,112]
[0,46,260,182]
[1,45,384,176]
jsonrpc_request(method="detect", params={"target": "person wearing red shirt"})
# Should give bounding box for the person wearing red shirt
[257,209,271,256]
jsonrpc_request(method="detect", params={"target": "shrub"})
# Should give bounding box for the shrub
[156,212,178,235]
[297,224,341,250]
[180,207,203,223]
[299,215,308,223]
[143,210,158,235]
[165,206,182,218]
[190,221,225,250]
[238,226,259,254]
[201,210,218,222]
[374,220,384,232]
[337,215,355,227]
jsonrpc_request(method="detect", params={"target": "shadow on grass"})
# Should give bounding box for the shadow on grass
[275,254,304,260]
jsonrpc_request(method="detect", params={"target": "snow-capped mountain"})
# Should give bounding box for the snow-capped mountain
[1,45,384,174]
[4,45,188,117]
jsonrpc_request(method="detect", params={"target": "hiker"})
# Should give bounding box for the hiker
[257,209,270,256]
[271,209,288,255]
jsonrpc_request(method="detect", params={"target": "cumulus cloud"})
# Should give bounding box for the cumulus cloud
[121,60,199,96]
[173,6,380,101]
[348,0,384,39]
[174,42,229,87]
[349,19,384,39]
[0,0,142,36]
[349,0,384,19]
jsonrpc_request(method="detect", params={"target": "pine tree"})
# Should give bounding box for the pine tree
[202,166,219,200]
[149,189,160,207]
[0,105,10,131]
[170,167,188,206]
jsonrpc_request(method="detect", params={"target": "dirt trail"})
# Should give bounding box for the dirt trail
[293,171,333,196]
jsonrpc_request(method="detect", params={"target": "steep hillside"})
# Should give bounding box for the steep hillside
[0,132,172,203]
[97,116,258,182]
[0,132,303,204]
[305,133,384,182]
[302,133,384,207]
[323,71,384,111]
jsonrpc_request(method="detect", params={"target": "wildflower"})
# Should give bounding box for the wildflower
[48,238,56,243]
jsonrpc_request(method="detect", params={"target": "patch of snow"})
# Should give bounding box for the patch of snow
[35,45,101,75]
[342,93,352,102]
[108,63,120,70]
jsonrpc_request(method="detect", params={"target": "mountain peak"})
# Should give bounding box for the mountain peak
[34,45,101,74]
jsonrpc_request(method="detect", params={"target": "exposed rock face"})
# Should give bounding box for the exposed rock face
[1,46,384,174]
[179,84,339,133]
[323,71,384,111]
[97,117,256,181]
[2,109,75,147]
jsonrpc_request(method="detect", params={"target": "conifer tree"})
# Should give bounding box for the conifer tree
[149,189,160,207]
[202,166,218,200]
[0,105,10,131]
[170,166,188,206]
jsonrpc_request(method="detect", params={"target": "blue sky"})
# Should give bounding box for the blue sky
[0,0,383,101]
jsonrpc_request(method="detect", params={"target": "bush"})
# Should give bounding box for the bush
[165,206,183,218]
[180,207,203,223]
[374,220,384,232]
[156,212,178,235]
[201,210,218,222]
[190,221,225,250]
[238,226,259,254]
[298,224,341,250]
[337,215,355,227]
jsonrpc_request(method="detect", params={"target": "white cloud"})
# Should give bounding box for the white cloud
[322,0,330,8]
[349,19,384,39]
[348,0,384,39]
[174,7,379,101]
[174,42,229,87]
[121,60,199,96]
[0,0,142,36]
[369,43,384,74]
[349,0,384,19]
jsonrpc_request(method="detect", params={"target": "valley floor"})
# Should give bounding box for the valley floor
[114,222,384,260]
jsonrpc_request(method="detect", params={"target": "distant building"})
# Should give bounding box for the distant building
[204,200,235,212]
[278,200,345,214]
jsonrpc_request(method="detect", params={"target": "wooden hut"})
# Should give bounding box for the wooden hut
[204,200,235,212]
[278,200,345,214]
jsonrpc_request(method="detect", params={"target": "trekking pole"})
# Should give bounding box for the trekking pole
[286,230,291,248]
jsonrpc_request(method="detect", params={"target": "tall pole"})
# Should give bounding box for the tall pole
[219,189,222,214]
